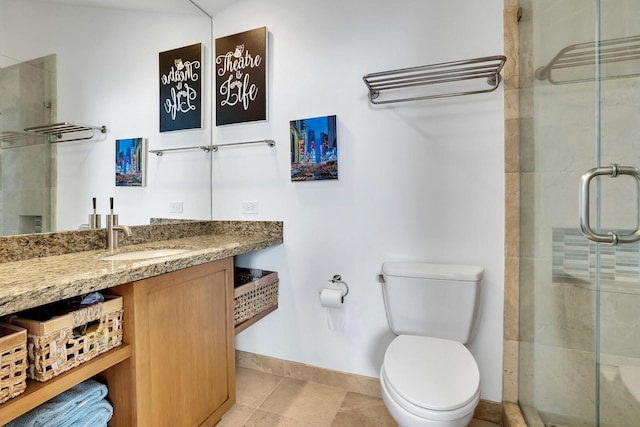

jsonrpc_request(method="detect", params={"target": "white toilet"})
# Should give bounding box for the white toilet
[379,262,484,427]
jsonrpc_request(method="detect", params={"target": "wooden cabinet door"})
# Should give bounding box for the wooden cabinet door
[105,259,235,426]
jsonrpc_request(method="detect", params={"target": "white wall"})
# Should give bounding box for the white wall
[204,0,506,402]
[3,0,212,230]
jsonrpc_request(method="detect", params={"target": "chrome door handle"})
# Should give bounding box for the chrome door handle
[579,164,640,245]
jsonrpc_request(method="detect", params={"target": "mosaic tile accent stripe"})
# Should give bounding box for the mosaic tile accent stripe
[552,227,640,283]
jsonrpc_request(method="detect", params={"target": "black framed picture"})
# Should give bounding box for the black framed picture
[159,43,202,132]
[215,27,267,126]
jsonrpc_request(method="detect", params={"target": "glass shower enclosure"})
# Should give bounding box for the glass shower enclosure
[519,0,640,426]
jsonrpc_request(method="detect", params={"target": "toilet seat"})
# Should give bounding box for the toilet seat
[381,366,480,423]
[382,335,480,415]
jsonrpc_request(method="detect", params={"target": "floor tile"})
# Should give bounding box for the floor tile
[235,367,285,408]
[469,419,501,427]
[244,409,324,427]
[228,367,501,427]
[331,392,398,426]
[259,378,347,426]
[218,403,256,427]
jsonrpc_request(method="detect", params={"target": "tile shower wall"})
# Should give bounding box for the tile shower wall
[552,227,640,285]
[0,55,55,235]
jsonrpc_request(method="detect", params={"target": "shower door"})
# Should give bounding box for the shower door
[519,0,640,426]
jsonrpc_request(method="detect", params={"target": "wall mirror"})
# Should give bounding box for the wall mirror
[0,0,213,236]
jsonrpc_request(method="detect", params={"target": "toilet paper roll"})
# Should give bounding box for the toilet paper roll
[319,288,344,308]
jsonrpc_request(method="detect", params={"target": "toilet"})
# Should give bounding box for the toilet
[379,262,484,427]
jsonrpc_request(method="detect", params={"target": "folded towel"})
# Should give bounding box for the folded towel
[5,380,108,427]
[66,399,113,427]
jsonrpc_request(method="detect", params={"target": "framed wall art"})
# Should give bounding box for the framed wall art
[215,26,267,126]
[159,43,203,132]
[115,137,146,187]
[290,115,338,181]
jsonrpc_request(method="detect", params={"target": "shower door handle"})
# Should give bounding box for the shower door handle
[579,164,640,245]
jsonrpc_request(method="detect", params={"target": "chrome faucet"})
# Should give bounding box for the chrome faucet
[106,198,133,251]
[107,215,132,251]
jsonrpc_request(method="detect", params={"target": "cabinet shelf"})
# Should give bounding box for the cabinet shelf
[0,344,131,425]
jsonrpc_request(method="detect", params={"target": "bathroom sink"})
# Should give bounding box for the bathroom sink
[101,248,192,261]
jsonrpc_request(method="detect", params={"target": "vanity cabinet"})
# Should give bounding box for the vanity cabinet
[0,258,236,426]
[101,258,236,426]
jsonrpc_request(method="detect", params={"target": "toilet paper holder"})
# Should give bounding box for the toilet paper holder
[328,274,349,301]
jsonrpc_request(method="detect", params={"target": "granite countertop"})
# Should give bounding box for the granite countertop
[0,221,283,317]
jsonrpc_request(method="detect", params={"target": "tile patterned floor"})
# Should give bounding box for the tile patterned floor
[218,367,501,427]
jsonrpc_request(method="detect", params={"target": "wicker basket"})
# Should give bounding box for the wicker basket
[9,295,123,382]
[234,268,279,326]
[0,323,27,404]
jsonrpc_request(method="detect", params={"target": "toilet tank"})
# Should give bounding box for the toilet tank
[381,262,483,344]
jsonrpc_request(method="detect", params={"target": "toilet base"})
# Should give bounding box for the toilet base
[381,367,478,427]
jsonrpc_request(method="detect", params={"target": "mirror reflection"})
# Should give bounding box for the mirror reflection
[0,53,55,235]
[0,0,213,236]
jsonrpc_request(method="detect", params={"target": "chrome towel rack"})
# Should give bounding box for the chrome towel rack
[535,34,640,84]
[0,131,32,144]
[24,122,107,143]
[149,139,276,156]
[363,55,506,104]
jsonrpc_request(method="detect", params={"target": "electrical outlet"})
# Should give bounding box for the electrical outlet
[242,201,259,214]
[169,201,183,213]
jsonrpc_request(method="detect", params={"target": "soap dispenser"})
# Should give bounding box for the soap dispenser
[88,197,101,229]
[79,197,101,229]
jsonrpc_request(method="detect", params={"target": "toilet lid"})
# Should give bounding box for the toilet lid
[383,335,480,411]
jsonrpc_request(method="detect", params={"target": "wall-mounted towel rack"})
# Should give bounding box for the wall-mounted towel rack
[535,35,640,84]
[0,131,32,144]
[0,131,47,149]
[24,122,107,143]
[149,139,276,156]
[362,55,506,104]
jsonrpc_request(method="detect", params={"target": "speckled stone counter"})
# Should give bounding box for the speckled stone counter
[0,221,283,316]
